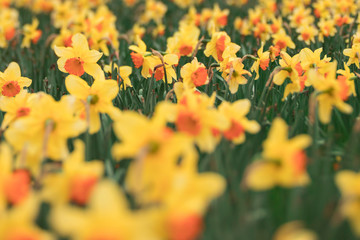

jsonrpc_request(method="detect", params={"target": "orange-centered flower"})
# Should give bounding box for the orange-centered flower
[54,33,103,78]
[0,62,32,98]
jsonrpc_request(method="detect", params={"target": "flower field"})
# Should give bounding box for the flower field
[1,0,360,239]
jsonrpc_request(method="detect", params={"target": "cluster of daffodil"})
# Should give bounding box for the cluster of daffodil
[2,0,360,239]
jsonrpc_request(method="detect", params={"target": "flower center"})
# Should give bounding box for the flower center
[154,66,164,81]
[292,150,307,176]
[64,57,85,76]
[217,15,228,26]
[16,107,31,118]
[130,52,144,68]
[168,214,203,240]
[215,35,226,62]
[260,58,270,70]
[302,32,310,41]
[2,81,21,97]
[3,169,31,205]
[223,120,245,140]
[88,94,99,105]
[275,40,287,50]
[176,111,202,136]
[70,175,98,205]
[191,67,208,86]
[179,44,193,56]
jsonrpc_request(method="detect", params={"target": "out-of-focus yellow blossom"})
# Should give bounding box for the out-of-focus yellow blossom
[288,6,314,29]
[0,90,33,129]
[309,61,353,124]
[0,143,31,206]
[166,22,200,57]
[0,62,32,98]
[273,221,318,240]
[42,140,104,206]
[4,93,86,163]
[21,18,42,48]
[140,0,167,25]
[51,180,156,240]
[0,195,54,240]
[54,33,103,78]
[336,170,360,236]
[218,99,260,144]
[297,24,318,45]
[156,90,230,153]
[65,74,119,134]
[246,118,312,190]
[318,18,337,42]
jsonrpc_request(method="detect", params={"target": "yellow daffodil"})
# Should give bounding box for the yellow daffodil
[220,57,251,94]
[218,99,260,144]
[65,74,119,134]
[152,53,178,83]
[336,170,360,236]
[42,140,104,206]
[344,43,360,68]
[129,35,159,78]
[246,118,312,190]
[51,180,155,240]
[21,18,42,48]
[337,63,357,97]
[0,62,32,98]
[104,63,133,90]
[54,33,103,78]
[204,31,239,63]
[4,93,86,163]
[250,45,270,80]
[0,90,33,129]
[180,57,208,89]
[309,62,353,124]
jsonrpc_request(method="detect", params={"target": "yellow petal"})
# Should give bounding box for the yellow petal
[65,75,90,99]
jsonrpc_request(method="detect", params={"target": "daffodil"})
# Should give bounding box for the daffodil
[344,43,360,68]
[218,99,260,144]
[21,18,42,48]
[51,180,156,240]
[0,62,32,98]
[337,63,357,97]
[0,195,54,240]
[273,52,301,100]
[246,118,312,190]
[104,63,133,89]
[129,35,159,78]
[152,53,178,83]
[336,170,360,236]
[220,57,251,94]
[0,90,33,129]
[250,44,270,80]
[4,93,86,163]
[204,31,239,63]
[180,57,208,89]
[65,74,120,134]
[309,62,353,124]
[41,140,104,205]
[54,33,103,78]
[156,91,230,152]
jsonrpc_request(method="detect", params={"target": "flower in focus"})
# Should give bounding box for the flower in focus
[344,43,360,68]
[0,62,31,98]
[180,57,208,89]
[104,63,133,90]
[250,45,270,80]
[54,33,103,78]
[204,31,239,63]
